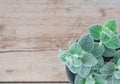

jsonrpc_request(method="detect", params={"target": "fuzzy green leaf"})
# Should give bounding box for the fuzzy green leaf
[70,43,82,55]
[78,34,94,52]
[103,46,116,57]
[85,75,95,84]
[94,76,107,84]
[100,32,110,43]
[67,64,80,73]
[81,52,98,67]
[102,27,114,36]
[91,43,105,57]
[114,70,120,79]
[93,56,104,71]
[89,24,102,40]
[75,74,85,84]
[104,19,117,33]
[100,62,116,76]
[73,57,82,67]
[78,65,91,78]
[112,75,120,84]
[66,56,73,67]
[59,49,71,62]
[113,50,120,61]
[105,35,120,49]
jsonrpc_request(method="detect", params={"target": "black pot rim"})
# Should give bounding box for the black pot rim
[66,66,75,84]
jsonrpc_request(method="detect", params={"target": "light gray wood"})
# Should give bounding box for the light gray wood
[0,51,68,81]
[0,83,69,84]
[0,0,120,50]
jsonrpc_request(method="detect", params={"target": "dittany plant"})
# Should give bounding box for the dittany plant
[59,19,120,84]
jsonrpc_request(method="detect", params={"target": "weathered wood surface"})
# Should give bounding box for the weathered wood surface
[0,0,120,81]
[0,51,68,81]
[0,82,69,84]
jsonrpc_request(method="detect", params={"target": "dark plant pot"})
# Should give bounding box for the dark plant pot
[66,66,75,84]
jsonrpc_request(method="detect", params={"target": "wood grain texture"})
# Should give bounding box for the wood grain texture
[0,0,120,81]
[0,0,120,50]
[0,82,69,84]
[0,51,68,81]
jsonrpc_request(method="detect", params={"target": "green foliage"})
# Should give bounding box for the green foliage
[100,62,116,76]
[81,52,98,67]
[75,74,85,84]
[85,75,95,84]
[104,19,117,33]
[78,34,94,52]
[89,24,102,40]
[78,65,91,78]
[103,46,116,57]
[94,76,107,84]
[91,43,105,57]
[59,19,120,84]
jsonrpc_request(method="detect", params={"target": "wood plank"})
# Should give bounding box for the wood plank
[0,51,68,81]
[0,82,69,84]
[0,0,120,50]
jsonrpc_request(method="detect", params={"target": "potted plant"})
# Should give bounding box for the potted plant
[59,19,120,84]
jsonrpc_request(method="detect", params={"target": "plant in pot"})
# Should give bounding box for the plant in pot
[59,19,120,84]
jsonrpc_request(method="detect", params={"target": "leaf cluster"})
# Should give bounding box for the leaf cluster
[59,19,120,84]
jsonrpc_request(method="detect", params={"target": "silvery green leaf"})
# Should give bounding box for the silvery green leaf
[107,77,112,84]
[100,31,110,43]
[97,56,105,66]
[93,56,104,71]
[112,75,120,84]
[78,34,94,52]
[100,62,116,76]
[73,57,82,67]
[91,42,105,57]
[81,52,98,67]
[67,64,80,73]
[104,19,117,33]
[78,65,91,78]
[113,50,120,60]
[70,43,82,55]
[105,35,120,49]
[94,76,107,84]
[75,74,85,84]
[59,49,71,62]
[117,59,120,65]
[114,70,120,79]
[102,27,114,36]
[85,75,95,84]
[66,56,73,67]
[103,46,116,57]
[89,24,102,40]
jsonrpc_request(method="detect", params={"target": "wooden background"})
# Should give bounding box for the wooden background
[0,0,120,82]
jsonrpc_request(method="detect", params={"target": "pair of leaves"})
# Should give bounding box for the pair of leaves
[59,41,97,73]
[70,51,98,74]
[100,62,116,76]
[89,20,117,39]
[89,19,120,49]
